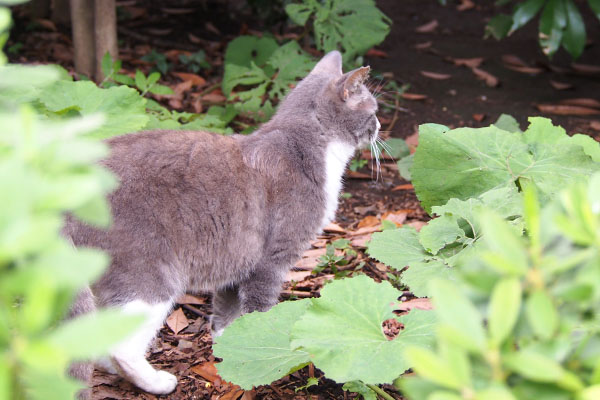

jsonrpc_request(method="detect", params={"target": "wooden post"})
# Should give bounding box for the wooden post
[70,0,95,79]
[94,0,117,81]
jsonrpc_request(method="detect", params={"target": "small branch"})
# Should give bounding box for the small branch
[367,384,395,400]
[181,304,206,318]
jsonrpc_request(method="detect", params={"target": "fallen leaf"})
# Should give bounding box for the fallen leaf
[414,41,432,50]
[347,226,381,236]
[346,170,372,179]
[536,104,600,116]
[401,93,428,100]
[303,248,328,258]
[406,220,427,231]
[375,262,388,272]
[241,390,257,400]
[166,308,189,335]
[452,57,484,68]
[202,92,226,103]
[281,289,313,298]
[176,294,206,305]
[501,54,529,68]
[397,298,433,311]
[571,63,600,75]
[168,99,183,109]
[366,48,388,58]
[559,98,600,109]
[172,72,207,87]
[323,223,346,234]
[472,113,486,122]
[147,28,172,36]
[358,215,381,228]
[286,270,313,282]
[415,20,438,33]
[590,121,600,131]
[350,234,371,248]
[354,204,377,215]
[191,361,220,383]
[35,18,57,31]
[420,71,451,80]
[392,184,414,191]
[503,65,544,74]
[549,80,573,90]
[457,0,475,11]
[310,238,327,248]
[471,67,499,87]
[188,33,204,44]
[381,210,408,226]
[405,131,419,152]
[173,80,193,96]
[220,388,244,400]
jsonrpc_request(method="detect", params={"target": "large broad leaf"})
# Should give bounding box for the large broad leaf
[37,81,148,138]
[291,275,436,384]
[213,299,311,390]
[411,118,600,213]
[368,227,429,270]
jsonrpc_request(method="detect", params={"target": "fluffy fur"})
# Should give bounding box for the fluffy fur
[66,51,380,395]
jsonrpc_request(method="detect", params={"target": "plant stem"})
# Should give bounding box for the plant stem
[366,384,395,400]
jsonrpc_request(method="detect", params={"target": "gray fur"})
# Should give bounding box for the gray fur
[65,51,379,393]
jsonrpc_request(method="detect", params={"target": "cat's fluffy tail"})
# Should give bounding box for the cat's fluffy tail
[67,286,96,400]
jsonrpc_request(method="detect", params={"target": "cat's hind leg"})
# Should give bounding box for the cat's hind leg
[210,285,242,337]
[110,300,177,395]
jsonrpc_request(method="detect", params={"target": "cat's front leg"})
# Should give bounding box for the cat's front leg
[211,285,242,337]
[238,266,287,314]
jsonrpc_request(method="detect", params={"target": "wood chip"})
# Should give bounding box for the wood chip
[536,104,600,116]
[281,289,313,298]
[166,308,189,335]
[176,294,206,305]
[347,226,381,236]
[457,0,475,11]
[471,67,499,87]
[549,80,573,90]
[571,63,600,75]
[220,389,244,400]
[420,71,451,80]
[452,57,484,68]
[414,41,432,50]
[415,20,438,33]
[392,184,414,191]
[501,54,529,68]
[472,113,486,122]
[286,270,313,282]
[504,65,544,75]
[310,238,327,248]
[559,98,600,109]
[365,48,388,58]
[323,223,346,234]
[401,93,428,100]
[346,170,372,179]
[191,361,220,383]
[590,121,600,131]
[405,131,419,152]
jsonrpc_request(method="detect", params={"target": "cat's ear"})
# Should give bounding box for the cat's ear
[310,51,343,76]
[337,66,370,101]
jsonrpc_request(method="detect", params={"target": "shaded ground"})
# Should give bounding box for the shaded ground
[7,0,600,399]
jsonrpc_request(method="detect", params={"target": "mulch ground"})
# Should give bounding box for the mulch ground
[8,0,600,398]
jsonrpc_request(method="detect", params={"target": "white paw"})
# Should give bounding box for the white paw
[211,327,225,338]
[145,370,177,395]
[95,358,118,375]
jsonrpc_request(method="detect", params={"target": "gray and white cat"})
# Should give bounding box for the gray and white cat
[66,50,380,395]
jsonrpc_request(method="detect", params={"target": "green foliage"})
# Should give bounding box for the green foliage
[397,177,600,399]
[485,0,600,58]
[214,275,436,392]
[179,50,210,73]
[223,36,315,121]
[101,52,174,96]
[0,8,143,397]
[140,49,171,75]
[312,238,357,278]
[349,156,368,172]
[285,0,391,65]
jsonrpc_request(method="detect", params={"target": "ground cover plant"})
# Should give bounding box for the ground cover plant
[213,117,600,399]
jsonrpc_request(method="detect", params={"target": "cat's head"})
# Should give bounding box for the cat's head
[277,51,380,148]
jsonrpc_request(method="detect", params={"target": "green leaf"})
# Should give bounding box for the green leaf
[213,299,311,390]
[569,134,600,162]
[343,381,377,400]
[100,52,114,78]
[291,275,436,384]
[476,386,517,400]
[401,260,454,298]
[590,0,600,20]
[485,14,513,39]
[397,153,414,181]
[488,278,522,345]
[379,138,409,159]
[510,0,545,33]
[539,0,566,56]
[404,347,462,390]
[419,215,465,255]
[285,3,315,25]
[37,81,148,138]
[494,113,522,133]
[429,392,464,400]
[525,289,558,340]
[503,351,566,382]
[429,278,486,352]
[146,71,160,87]
[148,84,174,95]
[47,308,144,359]
[479,211,528,276]
[563,0,586,58]
[368,227,429,270]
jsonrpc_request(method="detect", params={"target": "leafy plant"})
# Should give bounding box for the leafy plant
[0,6,142,399]
[312,238,357,278]
[101,53,174,97]
[140,49,171,74]
[397,177,600,399]
[349,156,368,172]
[485,0,600,58]
[223,36,315,121]
[179,50,210,73]
[285,0,391,64]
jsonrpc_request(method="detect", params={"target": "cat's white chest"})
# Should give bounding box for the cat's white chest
[321,141,355,229]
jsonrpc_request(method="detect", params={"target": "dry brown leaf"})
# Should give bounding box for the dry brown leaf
[420,71,451,80]
[536,104,600,116]
[302,248,328,258]
[590,121,600,131]
[504,65,544,75]
[174,80,193,96]
[172,72,207,87]
[176,294,205,305]
[147,28,172,36]
[457,0,475,11]
[501,54,529,68]
[549,80,573,90]
[241,390,257,400]
[358,215,381,228]
[414,41,432,50]
[346,170,372,179]
[471,67,499,87]
[415,20,438,33]
[559,98,600,109]
[202,92,227,103]
[406,220,427,231]
[381,210,408,226]
[295,257,320,270]
[168,98,183,109]
[405,131,419,153]
[286,270,313,282]
[392,184,414,191]
[452,57,484,68]
[191,361,220,383]
[366,48,388,58]
[350,234,371,248]
[219,388,245,400]
[35,18,57,31]
[323,223,346,234]
[166,308,189,335]
[354,204,377,215]
[472,113,486,122]
[571,63,600,75]
[310,238,327,248]
[397,298,433,311]
[401,93,428,101]
[347,226,381,236]
[375,262,388,272]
